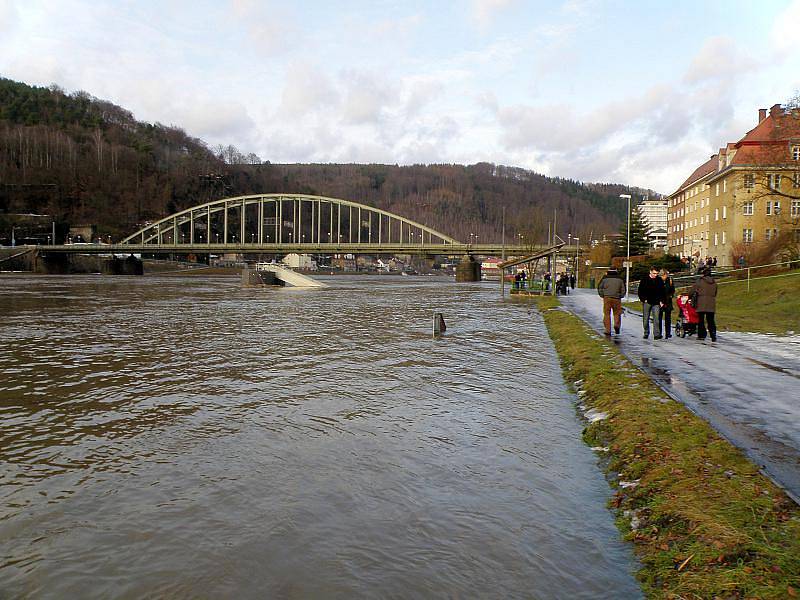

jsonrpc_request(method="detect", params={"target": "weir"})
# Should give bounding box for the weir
[242,263,328,288]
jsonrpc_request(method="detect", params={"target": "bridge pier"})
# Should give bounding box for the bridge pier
[455,257,481,282]
[33,252,143,275]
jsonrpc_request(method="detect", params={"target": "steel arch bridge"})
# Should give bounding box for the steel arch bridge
[117,194,461,254]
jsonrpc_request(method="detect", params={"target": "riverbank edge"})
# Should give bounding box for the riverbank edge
[532,296,799,598]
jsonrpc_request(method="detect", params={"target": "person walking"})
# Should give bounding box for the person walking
[658,268,675,339]
[570,273,576,289]
[692,266,718,342]
[638,267,666,339]
[597,267,626,337]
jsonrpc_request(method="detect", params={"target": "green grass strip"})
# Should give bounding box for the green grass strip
[534,295,800,599]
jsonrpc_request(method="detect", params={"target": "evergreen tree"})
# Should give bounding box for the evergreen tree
[613,207,651,256]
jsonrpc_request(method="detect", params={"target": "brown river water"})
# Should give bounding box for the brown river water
[0,274,640,599]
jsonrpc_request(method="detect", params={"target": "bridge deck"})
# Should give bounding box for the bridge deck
[36,243,560,256]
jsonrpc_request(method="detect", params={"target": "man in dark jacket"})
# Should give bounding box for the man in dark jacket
[597,268,626,336]
[691,267,718,341]
[638,267,666,339]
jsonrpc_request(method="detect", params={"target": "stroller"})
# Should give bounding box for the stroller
[675,294,699,338]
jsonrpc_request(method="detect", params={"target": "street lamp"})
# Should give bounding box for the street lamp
[619,194,632,301]
[574,237,580,287]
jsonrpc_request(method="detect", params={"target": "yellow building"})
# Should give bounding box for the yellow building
[667,156,716,260]
[668,104,800,267]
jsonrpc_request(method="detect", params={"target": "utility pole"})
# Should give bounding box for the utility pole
[501,206,506,260]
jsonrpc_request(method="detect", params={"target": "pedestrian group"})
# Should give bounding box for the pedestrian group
[597,265,718,342]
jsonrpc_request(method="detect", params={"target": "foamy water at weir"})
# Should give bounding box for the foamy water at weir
[0,274,640,598]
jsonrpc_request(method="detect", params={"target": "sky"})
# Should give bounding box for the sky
[1,0,799,194]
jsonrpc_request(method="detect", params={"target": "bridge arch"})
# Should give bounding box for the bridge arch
[120,194,460,248]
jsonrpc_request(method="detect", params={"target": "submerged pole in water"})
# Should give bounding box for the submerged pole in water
[433,312,446,337]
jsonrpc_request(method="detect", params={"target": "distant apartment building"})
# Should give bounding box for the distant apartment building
[636,199,668,249]
[667,104,800,266]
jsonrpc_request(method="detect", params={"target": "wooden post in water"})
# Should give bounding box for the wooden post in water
[433,313,447,337]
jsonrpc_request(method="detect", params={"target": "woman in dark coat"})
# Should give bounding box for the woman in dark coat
[691,267,718,341]
[658,269,676,338]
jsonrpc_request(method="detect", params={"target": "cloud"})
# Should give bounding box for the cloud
[370,13,423,39]
[470,0,516,27]
[771,0,800,58]
[496,95,643,153]
[0,0,19,36]
[683,36,757,85]
[178,100,256,142]
[279,62,339,117]
[229,0,297,55]
[401,76,445,116]
[340,70,397,125]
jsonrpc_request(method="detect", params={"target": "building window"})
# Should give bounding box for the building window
[744,174,755,189]
[793,145,800,160]
[715,183,720,196]
[792,199,800,217]
[767,201,772,215]
[723,180,727,193]
[767,173,781,189]
[743,201,754,215]
[774,201,781,215]
[714,233,718,246]
[794,173,800,188]
[722,205,727,219]
[743,228,753,243]
[722,231,726,244]
[765,228,772,241]
[714,208,719,221]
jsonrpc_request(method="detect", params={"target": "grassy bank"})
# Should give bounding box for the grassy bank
[623,270,800,334]
[535,295,800,598]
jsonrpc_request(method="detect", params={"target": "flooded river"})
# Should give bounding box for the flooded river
[0,274,640,598]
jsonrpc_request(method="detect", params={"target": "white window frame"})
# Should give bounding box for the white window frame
[767,173,781,190]
[792,199,800,217]
[774,201,781,215]
[714,208,719,221]
[743,228,753,243]
[722,231,726,244]
[743,201,753,215]
[793,145,800,161]
[744,173,755,189]
[722,205,727,219]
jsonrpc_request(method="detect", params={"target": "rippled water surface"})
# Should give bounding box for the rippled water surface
[1,274,640,598]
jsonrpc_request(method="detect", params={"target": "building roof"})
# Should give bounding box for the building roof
[729,104,800,166]
[676,104,800,189]
[672,154,717,195]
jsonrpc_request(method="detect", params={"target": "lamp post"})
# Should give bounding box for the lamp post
[574,237,580,287]
[619,194,632,301]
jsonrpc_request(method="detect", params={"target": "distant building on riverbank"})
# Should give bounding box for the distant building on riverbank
[636,199,668,250]
[667,103,800,266]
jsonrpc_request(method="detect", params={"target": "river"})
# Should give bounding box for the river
[0,274,640,598]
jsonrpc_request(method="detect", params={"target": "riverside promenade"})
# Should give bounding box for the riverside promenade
[559,289,800,504]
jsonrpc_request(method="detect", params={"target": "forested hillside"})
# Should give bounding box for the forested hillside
[0,77,657,243]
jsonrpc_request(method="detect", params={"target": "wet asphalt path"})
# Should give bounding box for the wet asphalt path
[559,289,800,504]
